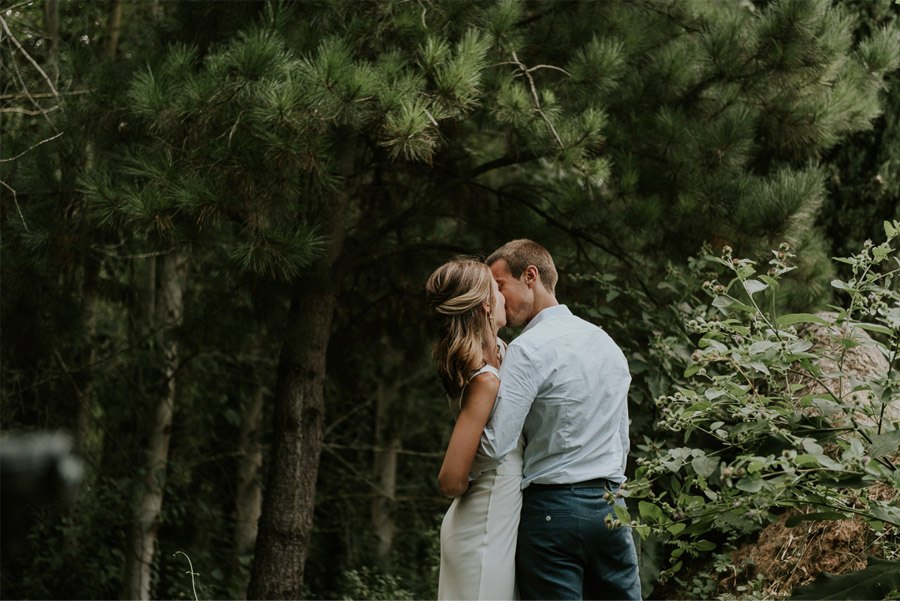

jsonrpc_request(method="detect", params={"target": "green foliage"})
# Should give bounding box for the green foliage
[789,557,900,600]
[3,0,900,598]
[340,567,415,601]
[619,223,900,585]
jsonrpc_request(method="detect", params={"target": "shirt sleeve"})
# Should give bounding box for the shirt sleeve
[480,342,539,461]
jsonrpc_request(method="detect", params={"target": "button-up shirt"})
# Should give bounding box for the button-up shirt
[480,305,632,488]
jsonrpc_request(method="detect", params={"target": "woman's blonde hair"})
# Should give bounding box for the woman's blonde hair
[425,257,497,398]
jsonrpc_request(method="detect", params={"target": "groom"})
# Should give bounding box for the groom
[481,239,641,600]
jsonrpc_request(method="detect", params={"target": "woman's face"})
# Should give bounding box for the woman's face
[490,276,507,330]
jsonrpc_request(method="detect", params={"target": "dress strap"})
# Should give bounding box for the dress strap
[467,363,500,382]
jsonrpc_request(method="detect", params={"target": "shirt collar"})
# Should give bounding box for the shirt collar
[522,304,571,334]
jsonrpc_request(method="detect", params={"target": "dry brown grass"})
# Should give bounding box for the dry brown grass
[719,484,898,599]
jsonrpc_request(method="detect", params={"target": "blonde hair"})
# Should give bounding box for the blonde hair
[486,239,558,294]
[425,257,497,398]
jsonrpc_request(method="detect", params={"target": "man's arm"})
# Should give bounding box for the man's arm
[480,343,539,460]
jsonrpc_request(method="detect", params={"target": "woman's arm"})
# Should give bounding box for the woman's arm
[438,373,500,498]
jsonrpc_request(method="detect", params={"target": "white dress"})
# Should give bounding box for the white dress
[438,363,525,601]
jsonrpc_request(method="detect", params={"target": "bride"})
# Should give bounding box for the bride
[425,257,524,600]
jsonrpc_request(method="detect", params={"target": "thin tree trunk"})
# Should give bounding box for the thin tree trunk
[371,379,399,567]
[104,0,124,61]
[43,0,59,85]
[247,149,356,599]
[74,259,100,461]
[121,252,187,601]
[232,386,265,597]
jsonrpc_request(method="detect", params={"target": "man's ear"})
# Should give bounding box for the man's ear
[523,265,539,287]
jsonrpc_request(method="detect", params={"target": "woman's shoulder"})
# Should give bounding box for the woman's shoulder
[469,362,500,382]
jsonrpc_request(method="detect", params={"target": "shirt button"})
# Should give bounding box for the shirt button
[545,515,551,521]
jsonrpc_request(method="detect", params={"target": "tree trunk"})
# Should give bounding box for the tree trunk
[371,379,400,567]
[43,0,59,85]
[74,260,101,468]
[247,150,356,599]
[121,252,188,601]
[232,386,265,597]
[104,0,124,61]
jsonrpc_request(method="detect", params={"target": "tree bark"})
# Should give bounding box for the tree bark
[74,259,100,463]
[104,0,124,61]
[121,252,188,601]
[232,386,265,597]
[247,149,356,599]
[43,0,59,85]
[371,379,399,567]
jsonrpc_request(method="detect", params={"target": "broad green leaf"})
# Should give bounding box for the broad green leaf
[748,340,777,355]
[819,473,870,489]
[885,220,897,238]
[691,455,719,478]
[743,279,768,295]
[712,295,733,309]
[735,477,763,493]
[614,504,631,524]
[749,361,770,375]
[868,503,900,527]
[815,454,843,471]
[693,540,716,552]
[638,501,663,521]
[855,322,896,337]
[795,454,820,467]
[785,512,846,527]
[683,364,700,378]
[873,245,891,261]
[667,522,685,536]
[704,389,725,400]
[870,430,900,458]
[802,439,825,455]
[758,274,779,287]
[812,398,841,416]
[777,313,830,327]
[787,340,813,353]
[712,295,754,313]
[789,558,900,600]
[830,279,851,291]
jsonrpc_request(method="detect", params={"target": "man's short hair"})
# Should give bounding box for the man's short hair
[486,239,558,294]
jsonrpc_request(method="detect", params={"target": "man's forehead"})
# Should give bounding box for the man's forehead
[490,259,510,277]
[490,259,512,277]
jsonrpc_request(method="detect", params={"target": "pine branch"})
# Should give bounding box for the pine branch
[0,89,92,100]
[0,179,29,231]
[465,178,662,306]
[0,131,64,163]
[510,50,564,148]
[514,5,557,29]
[6,46,58,129]
[465,149,544,179]
[0,14,60,99]
[0,105,61,115]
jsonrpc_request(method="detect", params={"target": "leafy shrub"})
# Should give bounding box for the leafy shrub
[592,221,900,591]
[340,566,415,600]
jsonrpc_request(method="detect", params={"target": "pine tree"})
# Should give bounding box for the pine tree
[3,0,897,597]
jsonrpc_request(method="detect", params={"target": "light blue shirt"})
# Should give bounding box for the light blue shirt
[480,305,632,488]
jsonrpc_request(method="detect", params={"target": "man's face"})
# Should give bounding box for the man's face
[490,259,532,328]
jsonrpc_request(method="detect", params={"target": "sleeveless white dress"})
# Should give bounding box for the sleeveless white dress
[438,363,525,600]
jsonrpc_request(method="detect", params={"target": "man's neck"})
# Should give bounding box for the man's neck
[528,293,559,322]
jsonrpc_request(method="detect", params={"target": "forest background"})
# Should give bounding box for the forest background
[1,0,899,599]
